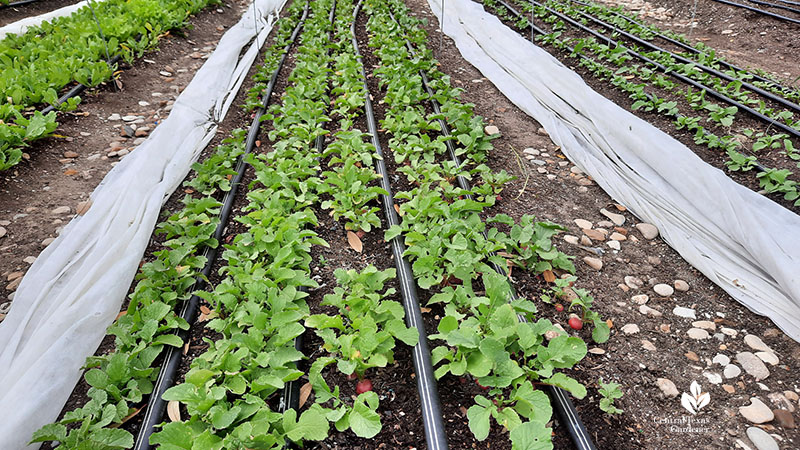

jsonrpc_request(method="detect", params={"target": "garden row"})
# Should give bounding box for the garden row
[483,0,800,208]
[31,0,620,448]
[0,0,223,171]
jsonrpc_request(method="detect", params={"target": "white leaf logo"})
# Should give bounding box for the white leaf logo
[681,381,710,415]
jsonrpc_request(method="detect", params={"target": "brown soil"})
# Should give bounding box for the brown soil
[405,0,800,448]
[603,0,800,84]
[0,0,83,27]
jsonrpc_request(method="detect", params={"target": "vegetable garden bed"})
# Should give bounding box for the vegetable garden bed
[4,0,800,449]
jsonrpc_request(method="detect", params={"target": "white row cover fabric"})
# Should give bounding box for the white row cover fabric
[0,0,110,40]
[0,0,286,447]
[428,0,800,340]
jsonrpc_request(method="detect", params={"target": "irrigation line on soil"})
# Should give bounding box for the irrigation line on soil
[131,4,311,448]
[707,0,800,24]
[351,2,449,449]
[382,8,597,448]
[39,55,122,115]
[744,0,800,15]
[279,0,337,434]
[553,1,800,116]
[528,0,800,140]
[495,0,773,174]
[565,0,800,97]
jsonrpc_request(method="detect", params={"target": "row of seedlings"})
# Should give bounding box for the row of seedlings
[303,0,435,445]
[565,0,800,103]
[148,0,426,446]
[360,0,618,447]
[483,0,800,208]
[29,2,309,448]
[0,0,224,171]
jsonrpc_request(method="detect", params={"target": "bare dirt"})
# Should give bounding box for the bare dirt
[598,0,800,84]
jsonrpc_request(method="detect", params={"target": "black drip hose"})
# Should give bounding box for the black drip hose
[40,55,122,115]
[384,9,597,450]
[351,2,449,449]
[131,4,310,449]
[707,0,800,24]
[280,0,336,438]
[553,1,800,116]
[528,0,800,140]
[744,0,800,15]
[566,0,800,98]
[496,0,772,173]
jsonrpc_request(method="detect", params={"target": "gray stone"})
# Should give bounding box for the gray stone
[654,283,674,297]
[756,351,779,366]
[713,354,731,366]
[0,226,5,239]
[692,320,716,330]
[621,323,640,335]
[635,223,659,239]
[639,305,662,317]
[484,125,500,135]
[641,340,657,351]
[746,426,779,450]
[583,256,602,270]
[656,378,679,397]
[724,364,742,379]
[721,327,738,337]
[631,294,649,305]
[531,159,546,166]
[744,335,773,353]
[624,276,644,289]
[107,113,121,121]
[737,352,770,380]
[740,398,774,424]
[51,206,70,215]
[600,208,625,226]
[607,240,621,251]
[673,306,697,319]
[122,115,138,122]
[687,328,710,340]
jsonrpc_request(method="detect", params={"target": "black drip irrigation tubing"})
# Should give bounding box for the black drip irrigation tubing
[496,0,772,173]
[279,0,337,440]
[707,0,800,24]
[565,0,800,97]
[131,3,310,449]
[39,55,122,115]
[351,2,449,449]
[527,0,800,140]
[744,0,800,15]
[384,8,597,450]
[0,0,41,9]
[553,0,800,116]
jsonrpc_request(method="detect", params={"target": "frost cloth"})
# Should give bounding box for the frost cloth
[0,0,286,447]
[428,0,800,340]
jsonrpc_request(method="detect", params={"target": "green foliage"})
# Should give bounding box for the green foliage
[598,378,624,414]
[0,0,222,170]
